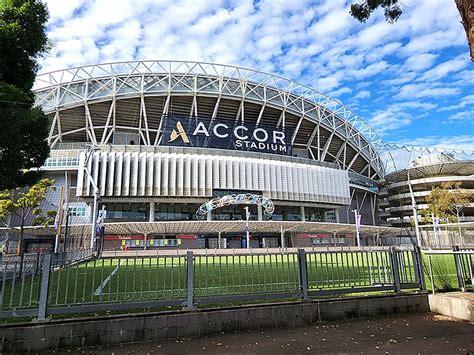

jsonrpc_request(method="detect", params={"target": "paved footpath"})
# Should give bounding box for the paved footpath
[55,313,473,354]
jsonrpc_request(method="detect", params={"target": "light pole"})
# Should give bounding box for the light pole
[352,209,361,248]
[407,169,422,247]
[83,145,100,250]
[244,206,250,249]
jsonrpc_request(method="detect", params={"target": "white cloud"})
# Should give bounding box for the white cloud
[353,90,371,99]
[438,94,474,111]
[396,84,460,99]
[368,107,412,134]
[448,111,473,122]
[419,54,469,82]
[404,53,438,72]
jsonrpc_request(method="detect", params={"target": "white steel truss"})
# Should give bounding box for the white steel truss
[33,60,389,178]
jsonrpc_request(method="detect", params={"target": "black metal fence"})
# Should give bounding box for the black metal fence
[424,247,474,293]
[0,246,425,320]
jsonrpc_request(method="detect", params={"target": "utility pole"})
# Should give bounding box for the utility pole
[407,169,422,247]
[280,225,285,249]
[83,145,100,250]
[244,206,250,249]
[352,209,361,248]
[54,187,64,253]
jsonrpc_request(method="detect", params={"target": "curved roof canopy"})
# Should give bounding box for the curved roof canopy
[33,60,387,179]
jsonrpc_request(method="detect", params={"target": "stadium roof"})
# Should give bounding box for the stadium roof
[33,60,388,179]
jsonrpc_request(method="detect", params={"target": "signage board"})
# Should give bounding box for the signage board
[161,115,293,155]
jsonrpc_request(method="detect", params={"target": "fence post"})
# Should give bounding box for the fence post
[452,246,466,292]
[37,253,52,320]
[298,249,308,301]
[186,251,195,309]
[389,247,401,293]
[412,246,426,290]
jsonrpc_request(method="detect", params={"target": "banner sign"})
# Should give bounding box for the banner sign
[161,115,293,156]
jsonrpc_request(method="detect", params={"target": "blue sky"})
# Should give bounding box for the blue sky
[40,0,473,153]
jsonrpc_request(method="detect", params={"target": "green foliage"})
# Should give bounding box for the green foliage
[31,207,56,226]
[350,0,403,23]
[421,181,473,223]
[0,178,54,254]
[0,0,50,92]
[0,0,51,189]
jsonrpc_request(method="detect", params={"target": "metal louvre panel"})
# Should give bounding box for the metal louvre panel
[263,163,271,196]
[146,153,154,196]
[251,161,262,190]
[138,152,146,196]
[226,160,233,190]
[153,154,161,196]
[198,157,206,197]
[191,156,198,195]
[239,160,246,190]
[281,164,289,200]
[106,152,115,196]
[161,154,169,196]
[99,153,107,196]
[122,152,131,196]
[269,164,277,200]
[275,164,283,200]
[256,164,265,191]
[302,166,309,201]
[205,158,212,196]
[212,159,219,189]
[78,151,350,203]
[115,152,123,196]
[184,156,191,195]
[168,154,176,196]
[130,152,139,196]
[92,152,100,195]
[176,155,183,196]
[232,159,240,190]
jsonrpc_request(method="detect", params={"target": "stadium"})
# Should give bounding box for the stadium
[15,60,399,251]
[379,153,474,227]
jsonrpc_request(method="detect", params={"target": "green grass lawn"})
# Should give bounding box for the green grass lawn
[0,250,469,316]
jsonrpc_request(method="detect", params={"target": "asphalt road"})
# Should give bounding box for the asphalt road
[56,313,474,354]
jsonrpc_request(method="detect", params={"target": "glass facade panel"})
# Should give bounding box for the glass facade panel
[305,207,322,222]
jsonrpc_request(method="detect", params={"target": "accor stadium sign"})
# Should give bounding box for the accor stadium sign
[162,115,293,155]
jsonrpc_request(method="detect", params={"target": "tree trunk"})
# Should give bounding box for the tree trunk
[455,0,474,61]
[16,214,24,256]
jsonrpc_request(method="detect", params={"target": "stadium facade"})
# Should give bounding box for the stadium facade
[26,60,393,250]
[379,153,474,227]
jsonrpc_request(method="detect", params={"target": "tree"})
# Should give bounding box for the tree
[0,0,50,190]
[0,178,54,255]
[350,0,403,24]
[422,181,472,223]
[350,1,474,60]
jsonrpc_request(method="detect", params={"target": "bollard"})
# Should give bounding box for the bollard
[186,251,195,309]
[37,253,52,320]
[297,249,309,301]
[389,247,401,293]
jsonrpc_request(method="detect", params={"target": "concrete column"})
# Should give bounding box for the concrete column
[218,232,221,249]
[207,211,212,221]
[335,209,340,223]
[149,201,155,222]
[257,205,263,221]
[300,206,305,221]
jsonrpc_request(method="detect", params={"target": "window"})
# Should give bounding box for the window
[44,157,79,168]
[68,206,87,217]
